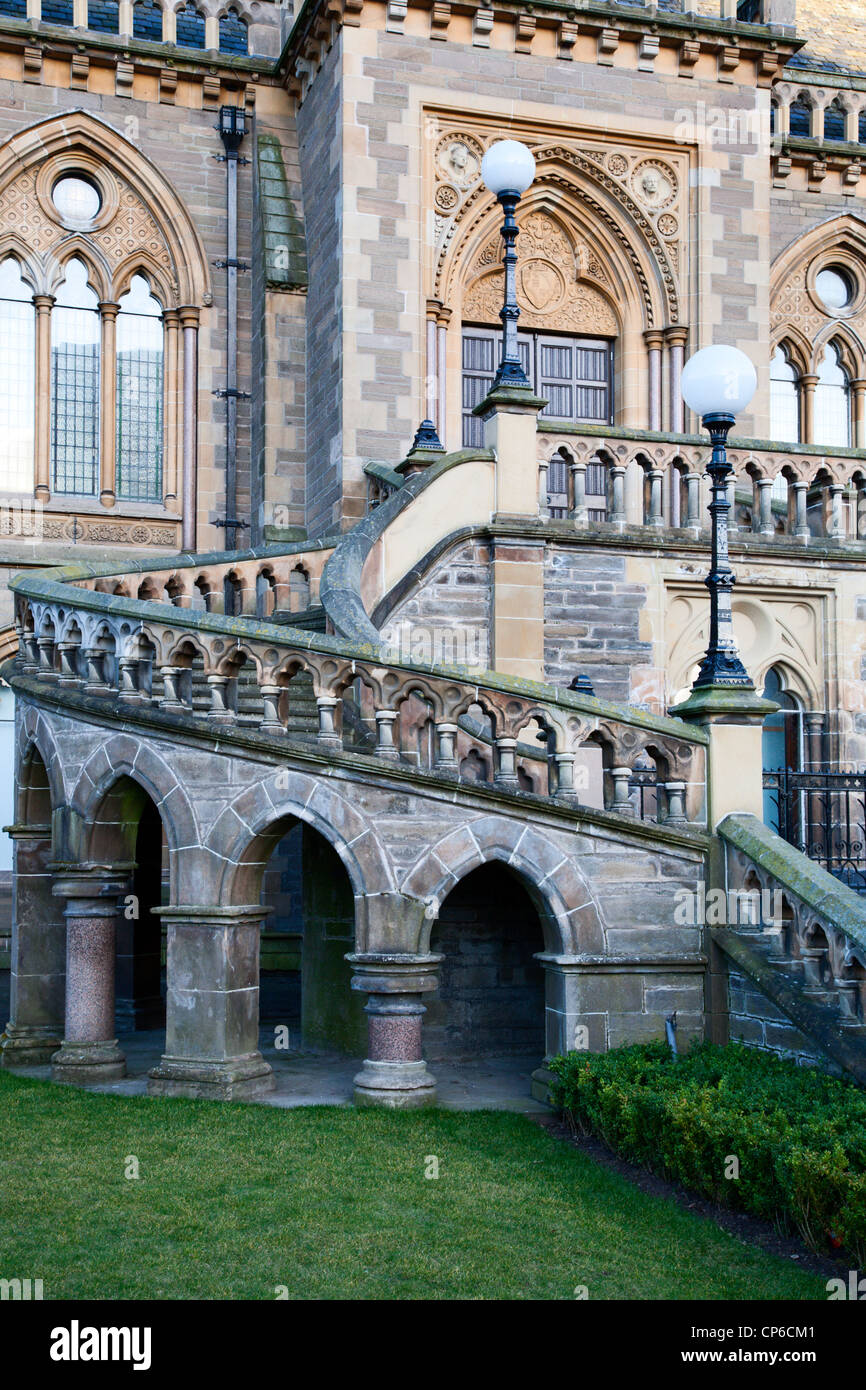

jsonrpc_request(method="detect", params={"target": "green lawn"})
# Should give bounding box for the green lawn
[0,1071,826,1300]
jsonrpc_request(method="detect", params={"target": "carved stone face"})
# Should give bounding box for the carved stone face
[642,169,660,198]
[449,143,469,175]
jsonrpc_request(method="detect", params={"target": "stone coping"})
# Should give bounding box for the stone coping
[0,15,271,70]
[538,419,866,463]
[719,812,866,952]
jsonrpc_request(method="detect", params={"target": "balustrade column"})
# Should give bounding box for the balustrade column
[755,478,774,536]
[316,695,342,750]
[791,480,809,540]
[23,630,40,673]
[685,473,702,531]
[117,655,143,703]
[159,666,184,710]
[553,752,577,803]
[647,469,664,528]
[98,302,120,507]
[37,634,55,678]
[51,869,128,1085]
[56,642,81,687]
[828,484,845,540]
[665,782,687,824]
[260,684,284,734]
[570,462,588,526]
[644,330,664,432]
[609,466,627,526]
[494,736,519,790]
[1,825,65,1067]
[83,647,110,694]
[207,673,234,723]
[374,710,400,761]
[434,722,459,776]
[33,294,54,502]
[611,767,635,816]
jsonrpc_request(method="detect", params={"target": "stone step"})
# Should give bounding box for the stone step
[270,606,328,633]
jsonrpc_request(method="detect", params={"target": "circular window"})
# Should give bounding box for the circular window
[52,175,101,223]
[815,266,855,313]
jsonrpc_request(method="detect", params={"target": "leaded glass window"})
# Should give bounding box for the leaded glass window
[116,275,164,502]
[88,0,120,33]
[133,0,162,39]
[814,342,851,448]
[824,102,846,143]
[770,346,800,444]
[0,0,28,17]
[51,258,100,496]
[0,258,35,494]
[219,7,248,53]
[789,100,812,138]
[41,0,74,23]
[175,1,205,47]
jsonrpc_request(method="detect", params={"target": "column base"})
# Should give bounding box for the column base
[1,1023,63,1067]
[146,1052,275,1101]
[353,1058,437,1109]
[530,1064,556,1106]
[51,1039,127,1084]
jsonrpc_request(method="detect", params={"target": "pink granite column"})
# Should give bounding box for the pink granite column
[348,954,441,1108]
[51,870,128,1085]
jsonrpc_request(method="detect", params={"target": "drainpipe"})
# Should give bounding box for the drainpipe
[215,105,250,553]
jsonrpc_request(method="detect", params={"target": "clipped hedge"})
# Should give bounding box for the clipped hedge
[549,1042,866,1264]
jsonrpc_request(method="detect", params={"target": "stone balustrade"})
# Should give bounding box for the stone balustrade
[538,425,866,541]
[11,573,708,829]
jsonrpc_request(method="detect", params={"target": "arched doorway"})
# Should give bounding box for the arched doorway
[425,863,546,1061]
[258,818,365,1053]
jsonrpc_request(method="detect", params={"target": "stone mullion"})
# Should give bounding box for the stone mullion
[179,306,199,551]
[163,309,181,511]
[99,302,120,507]
[33,294,54,502]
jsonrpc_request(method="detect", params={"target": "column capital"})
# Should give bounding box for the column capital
[151,904,270,925]
[162,307,181,327]
[664,325,689,347]
[643,329,665,350]
[51,863,133,905]
[178,304,201,328]
[33,293,55,312]
[425,297,442,320]
[346,953,442,995]
[2,821,51,841]
[98,300,121,319]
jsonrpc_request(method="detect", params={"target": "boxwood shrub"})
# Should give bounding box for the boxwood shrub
[549,1041,866,1263]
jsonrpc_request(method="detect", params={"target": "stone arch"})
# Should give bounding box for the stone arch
[205,770,395,932]
[0,110,212,308]
[16,735,55,827]
[771,213,866,378]
[46,240,113,302]
[401,816,605,955]
[69,736,197,873]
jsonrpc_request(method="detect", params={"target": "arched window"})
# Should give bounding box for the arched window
[116,275,164,502]
[0,0,28,16]
[51,259,100,497]
[860,110,866,146]
[175,1,205,47]
[0,257,35,494]
[770,345,800,444]
[824,101,847,143]
[88,0,120,32]
[814,342,851,448]
[40,0,74,22]
[219,7,248,53]
[789,99,812,139]
[133,0,163,39]
[761,666,804,834]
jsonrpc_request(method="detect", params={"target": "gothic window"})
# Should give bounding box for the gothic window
[789,99,812,139]
[0,258,35,495]
[88,0,120,32]
[770,345,801,445]
[461,326,613,447]
[824,101,847,143]
[0,0,27,16]
[116,275,164,502]
[219,7,248,53]
[51,259,101,497]
[133,0,163,39]
[814,342,851,448]
[175,0,205,47]
[41,0,74,23]
[860,110,866,145]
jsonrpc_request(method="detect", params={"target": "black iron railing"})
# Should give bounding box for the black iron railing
[763,768,866,893]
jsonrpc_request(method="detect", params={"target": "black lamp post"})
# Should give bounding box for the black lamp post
[680,345,758,688]
[479,140,536,390]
